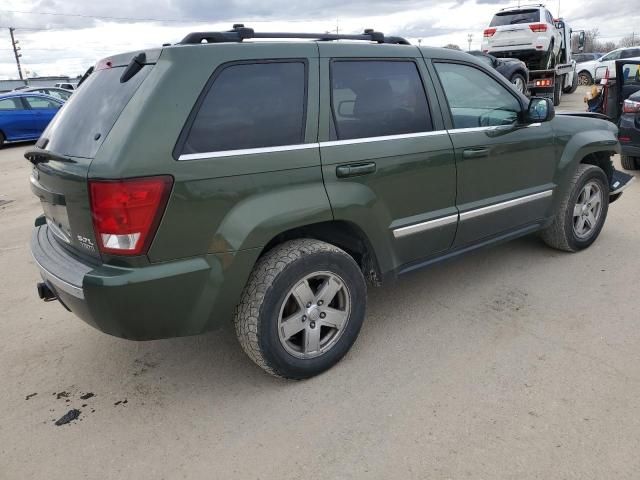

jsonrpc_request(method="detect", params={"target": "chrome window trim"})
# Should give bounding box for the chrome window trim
[178,143,318,161]
[321,130,447,148]
[459,190,553,221]
[393,214,459,239]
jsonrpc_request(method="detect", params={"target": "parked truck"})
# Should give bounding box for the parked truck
[482,4,585,106]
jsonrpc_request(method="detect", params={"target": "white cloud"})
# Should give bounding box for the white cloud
[0,0,637,78]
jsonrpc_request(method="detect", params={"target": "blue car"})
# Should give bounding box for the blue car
[0,92,63,147]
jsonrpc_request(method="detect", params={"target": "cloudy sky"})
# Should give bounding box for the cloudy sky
[0,0,637,79]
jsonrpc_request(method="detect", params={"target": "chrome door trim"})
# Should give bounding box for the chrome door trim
[393,214,459,239]
[460,190,553,221]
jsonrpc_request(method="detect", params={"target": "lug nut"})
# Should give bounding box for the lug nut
[302,315,307,322]
[306,302,312,308]
[320,312,326,319]
[318,300,324,306]
[310,321,316,329]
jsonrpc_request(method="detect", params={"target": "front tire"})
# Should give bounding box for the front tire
[621,155,639,170]
[564,71,579,94]
[234,239,367,379]
[0,131,5,148]
[578,71,593,86]
[541,164,609,252]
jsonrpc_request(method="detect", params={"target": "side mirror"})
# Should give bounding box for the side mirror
[578,31,585,51]
[526,97,555,123]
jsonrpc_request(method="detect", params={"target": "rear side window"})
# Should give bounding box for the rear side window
[330,60,432,140]
[0,98,22,110]
[181,62,307,155]
[24,96,60,109]
[490,9,540,26]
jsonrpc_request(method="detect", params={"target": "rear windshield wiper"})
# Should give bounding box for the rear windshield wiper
[25,147,76,165]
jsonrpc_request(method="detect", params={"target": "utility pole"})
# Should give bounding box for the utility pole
[9,28,24,81]
[467,33,473,51]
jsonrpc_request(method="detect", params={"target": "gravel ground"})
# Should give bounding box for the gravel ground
[1,87,639,479]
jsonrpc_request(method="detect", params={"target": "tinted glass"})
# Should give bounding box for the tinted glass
[435,63,521,128]
[331,61,432,140]
[24,96,60,109]
[490,9,540,26]
[183,62,306,154]
[622,49,640,59]
[42,65,152,158]
[0,98,22,110]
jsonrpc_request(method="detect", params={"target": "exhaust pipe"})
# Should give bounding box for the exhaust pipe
[37,282,57,302]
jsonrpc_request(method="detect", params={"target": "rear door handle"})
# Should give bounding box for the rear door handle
[336,162,377,178]
[462,148,489,159]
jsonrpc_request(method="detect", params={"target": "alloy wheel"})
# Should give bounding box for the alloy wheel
[277,271,351,359]
[573,181,603,239]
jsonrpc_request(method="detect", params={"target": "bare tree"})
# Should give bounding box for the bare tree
[618,33,640,48]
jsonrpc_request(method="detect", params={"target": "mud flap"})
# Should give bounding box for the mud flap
[609,170,635,203]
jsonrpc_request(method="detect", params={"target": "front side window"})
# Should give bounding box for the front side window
[330,60,432,140]
[182,62,307,155]
[434,63,521,129]
[0,98,22,110]
[24,96,60,109]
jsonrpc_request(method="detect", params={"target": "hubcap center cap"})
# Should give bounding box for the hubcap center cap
[307,306,321,322]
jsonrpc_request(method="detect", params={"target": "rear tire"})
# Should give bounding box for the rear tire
[234,239,367,379]
[621,155,639,170]
[541,164,609,252]
[553,78,562,106]
[0,131,5,148]
[578,71,593,86]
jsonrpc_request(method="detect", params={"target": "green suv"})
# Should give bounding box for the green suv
[29,26,632,379]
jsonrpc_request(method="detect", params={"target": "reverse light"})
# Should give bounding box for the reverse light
[623,99,640,113]
[89,176,173,256]
[529,23,548,33]
[483,28,497,38]
[535,79,553,87]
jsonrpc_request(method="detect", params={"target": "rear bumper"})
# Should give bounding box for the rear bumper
[31,224,259,340]
[486,47,545,59]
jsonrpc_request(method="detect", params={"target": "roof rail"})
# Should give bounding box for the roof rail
[178,24,410,45]
[499,4,545,11]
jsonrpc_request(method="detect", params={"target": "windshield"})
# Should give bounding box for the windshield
[41,65,151,158]
[490,9,540,26]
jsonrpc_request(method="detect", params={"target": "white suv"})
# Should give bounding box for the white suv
[482,5,562,69]
[577,47,640,85]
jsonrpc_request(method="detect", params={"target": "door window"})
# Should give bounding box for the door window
[23,96,61,109]
[601,50,622,62]
[621,49,640,59]
[330,60,432,140]
[434,63,521,129]
[181,61,307,154]
[0,98,23,110]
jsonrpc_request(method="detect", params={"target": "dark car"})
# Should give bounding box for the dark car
[469,51,528,94]
[574,52,603,64]
[0,92,63,147]
[29,26,630,379]
[617,61,640,169]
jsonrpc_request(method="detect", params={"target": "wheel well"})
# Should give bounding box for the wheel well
[580,152,614,184]
[578,70,592,77]
[261,221,382,285]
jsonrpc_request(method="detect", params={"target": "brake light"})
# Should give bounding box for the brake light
[484,28,497,38]
[95,58,113,71]
[623,99,640,113]
[535,79,553,87]
[89,176,173,256]
[529,23,548,32]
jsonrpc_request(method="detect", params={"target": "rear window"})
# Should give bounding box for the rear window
[41,65,151,159]
[490,9,540,26]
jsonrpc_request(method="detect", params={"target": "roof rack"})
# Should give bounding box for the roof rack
[178,24,410,46]
[499,4,545,11]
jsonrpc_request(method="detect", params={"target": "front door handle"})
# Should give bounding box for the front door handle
[462,148,489,159]
[336,162,377,178]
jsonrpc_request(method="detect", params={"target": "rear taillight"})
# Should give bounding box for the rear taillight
[484,28,497,38]
[89,176,173,256]
[529,23,548,32]
[623,99,640,113]
[534,79,553,87]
